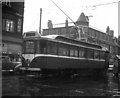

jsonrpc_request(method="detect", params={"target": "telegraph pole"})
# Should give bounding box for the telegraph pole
[118,1,120,38]
[118,1,120,55]
[39,8,42,34]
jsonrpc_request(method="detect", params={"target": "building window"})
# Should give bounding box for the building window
[2,19,15,32]
[17,18,22,33]
[6,19,14,32]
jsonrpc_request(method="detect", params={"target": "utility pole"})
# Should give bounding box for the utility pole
[118,1,120,55]
[118,1,120,38]
[39,8,42,34]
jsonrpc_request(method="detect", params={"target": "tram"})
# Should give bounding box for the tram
[20,34,109,76]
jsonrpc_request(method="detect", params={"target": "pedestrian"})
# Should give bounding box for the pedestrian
[116,55,120,73]
[113,56,119,77]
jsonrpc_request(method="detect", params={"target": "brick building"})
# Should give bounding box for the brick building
[42,12,118,56]
[2,1,24,61]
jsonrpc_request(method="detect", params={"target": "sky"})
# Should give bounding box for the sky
[23,0,119,37]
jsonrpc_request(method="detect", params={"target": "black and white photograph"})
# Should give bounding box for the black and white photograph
[1,0,120,97]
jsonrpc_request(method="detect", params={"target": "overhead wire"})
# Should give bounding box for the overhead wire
[50,0,76,25]
[85,1,119,10]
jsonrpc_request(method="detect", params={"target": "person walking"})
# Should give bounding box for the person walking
[116,55,120,74]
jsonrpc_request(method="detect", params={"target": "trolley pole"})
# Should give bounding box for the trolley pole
[39,8,42,34]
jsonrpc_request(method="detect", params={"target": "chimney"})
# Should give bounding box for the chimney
[47,20,53,29]
[106,26,110,34]
[65,18,68,27]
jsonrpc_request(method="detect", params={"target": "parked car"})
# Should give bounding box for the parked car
[2,56,22,72]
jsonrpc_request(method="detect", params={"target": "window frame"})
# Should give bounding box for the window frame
[86,48,94,59]
[58,43,69,56]
[79,47,87,58]
[25,40,36,54]
[70,45,78,57]
[47,41,57,55]
[94,50,100,59]
[5,19,15,32]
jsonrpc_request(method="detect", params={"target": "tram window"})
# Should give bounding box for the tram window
[70,46,78,57]
[100,51,105,59]
[94,50,99,59]
[79,47,86,58]
[58,44,69,56]
[74,49,78,57]
[87,49,94,59]
[25,41,35,53]
[47,41,57,55]
[70,49,74,57]
[39,40,47,54]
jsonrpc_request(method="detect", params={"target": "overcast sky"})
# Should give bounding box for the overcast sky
[23,0,119,37]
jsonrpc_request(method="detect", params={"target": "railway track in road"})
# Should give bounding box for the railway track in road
[2,71,120,96]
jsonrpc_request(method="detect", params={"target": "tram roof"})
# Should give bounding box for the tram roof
[41,35,60,39]
[41,35,102,49]
[24,34,103,50]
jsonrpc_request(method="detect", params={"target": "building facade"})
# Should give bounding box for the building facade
[42,12,118,56]
[2,1,24,61]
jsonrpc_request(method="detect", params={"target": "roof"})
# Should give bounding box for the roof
[41,35,61,39]
[41,34,102,49]
[76,12,89,23]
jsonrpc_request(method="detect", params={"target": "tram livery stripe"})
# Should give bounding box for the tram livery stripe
[23,54,105,62]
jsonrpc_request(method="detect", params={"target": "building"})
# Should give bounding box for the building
[42,12,118,56]
[2,1,24,61]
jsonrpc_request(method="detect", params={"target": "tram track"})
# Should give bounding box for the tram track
[2,71,120,96]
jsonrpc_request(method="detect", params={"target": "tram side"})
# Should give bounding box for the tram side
[20,37,109,75]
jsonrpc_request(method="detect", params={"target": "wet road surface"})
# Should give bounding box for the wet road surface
[2,72,120,97]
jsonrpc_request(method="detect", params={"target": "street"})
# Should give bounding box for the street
[2,71,120,97]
